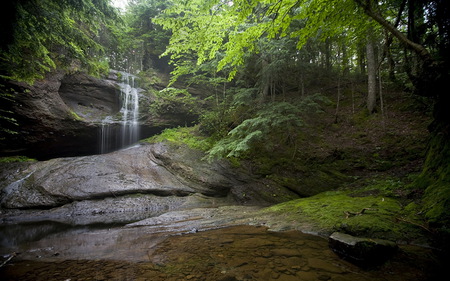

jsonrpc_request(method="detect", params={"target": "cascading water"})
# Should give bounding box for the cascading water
[100,72,140,154]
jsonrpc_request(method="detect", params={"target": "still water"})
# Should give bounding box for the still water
[0,223,443,281]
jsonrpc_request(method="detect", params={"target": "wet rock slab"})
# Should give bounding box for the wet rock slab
[0,142,297,226]
[0,144,226,209]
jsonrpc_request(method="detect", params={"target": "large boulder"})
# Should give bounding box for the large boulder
[328,232,398,267]
[0,144,230,209]
[0,142,297,225]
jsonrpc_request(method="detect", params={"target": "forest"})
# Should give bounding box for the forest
[0,0,449,279]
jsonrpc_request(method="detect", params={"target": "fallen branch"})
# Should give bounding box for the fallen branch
[344,208,374,219]
[396,217,434,234]
[0,252,17,268]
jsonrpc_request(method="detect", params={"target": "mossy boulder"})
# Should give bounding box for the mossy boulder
[416,131,450,228]
[261,191,427,243]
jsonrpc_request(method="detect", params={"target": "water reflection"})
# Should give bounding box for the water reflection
[0,225,441,281]
[0,221,123,254]
[0,222,70,249]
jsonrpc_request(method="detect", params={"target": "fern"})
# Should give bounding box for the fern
[206,94,329,160]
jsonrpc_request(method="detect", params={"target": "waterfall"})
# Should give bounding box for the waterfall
[100,72,140,153]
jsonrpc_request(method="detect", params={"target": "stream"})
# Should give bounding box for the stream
[0,217,442,281]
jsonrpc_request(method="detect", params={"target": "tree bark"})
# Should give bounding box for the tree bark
[325,38,332,71]
[358,44,366,75]
[366,35,377,113]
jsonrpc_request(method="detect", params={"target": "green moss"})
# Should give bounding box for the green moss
[0,156,36,163]
[423,182,450,225]
[69,110,83,121]
[265,191,424,240]
[415,132,450,227]
[354,178,405,198]
[143,126,212,151]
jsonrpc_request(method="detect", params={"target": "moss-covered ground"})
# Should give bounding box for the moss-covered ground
[0,156,36,163]
[260,189,429,243]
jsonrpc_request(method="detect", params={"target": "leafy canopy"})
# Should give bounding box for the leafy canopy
[154,0,374,82]
[0,0,120,84]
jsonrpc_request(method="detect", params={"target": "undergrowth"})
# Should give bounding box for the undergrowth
[143,126,212,151]
[0,156,36,163]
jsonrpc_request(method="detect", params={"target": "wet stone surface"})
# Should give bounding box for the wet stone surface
[0,225,438,281]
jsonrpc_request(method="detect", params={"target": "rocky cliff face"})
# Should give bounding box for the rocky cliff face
[59,72,121,122]
[0,70,192,160]
[0,71,119,159]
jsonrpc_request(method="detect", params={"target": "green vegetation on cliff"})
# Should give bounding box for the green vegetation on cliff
[0,0,120,84]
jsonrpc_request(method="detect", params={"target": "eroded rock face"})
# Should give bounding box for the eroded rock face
[0,144,228,209]
[59,72,121,122]
[0,71,119,159]
[328,232,398,267]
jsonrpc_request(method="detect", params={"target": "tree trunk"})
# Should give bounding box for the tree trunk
[325,38,332,71]
[341,43,350,76]
[358,44,366,75]
[260,57,270,103]
[366,35,377,113]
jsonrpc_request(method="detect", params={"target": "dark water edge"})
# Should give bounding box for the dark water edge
[0,221,126,251]
[0,225,445,281]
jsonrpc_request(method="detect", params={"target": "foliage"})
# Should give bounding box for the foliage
[198,86,258,141]
[0,85,19,140]
[0,0,120,84]
[0,156,37,163]
[150,87,200,116]
[206,94,330,160]
[144,126,212,151]
[154,0,376,81]
[137,68,163,88]
[110,0,171,73]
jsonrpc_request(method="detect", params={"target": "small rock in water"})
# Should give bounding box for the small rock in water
[328,232,398,268]
[188,228,198,233]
